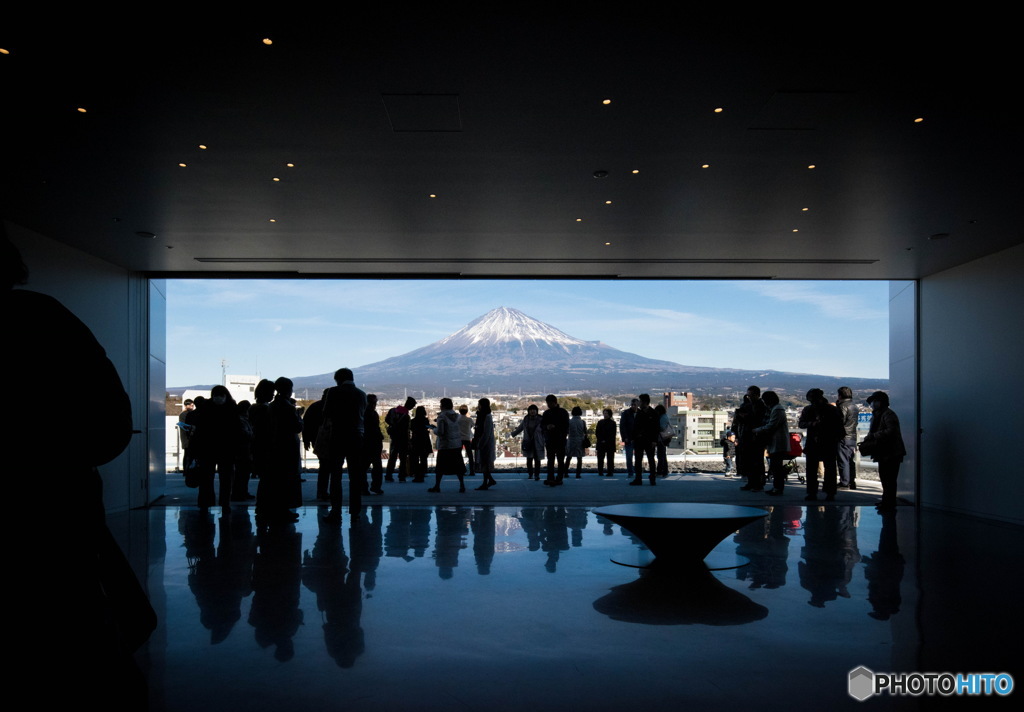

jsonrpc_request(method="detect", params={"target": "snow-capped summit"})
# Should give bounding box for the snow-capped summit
[438,307,587,350]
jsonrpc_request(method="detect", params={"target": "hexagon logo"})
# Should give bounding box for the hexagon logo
[848,666,875,701]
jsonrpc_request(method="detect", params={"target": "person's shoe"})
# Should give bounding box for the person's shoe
[837,483,850,489]
[649,476,657,486]
[427,487,440,493]
[475,485,490,491]
[628,479,642,486]
[849,483,857,490]
[459,486,466,493]
[576,474,581,479]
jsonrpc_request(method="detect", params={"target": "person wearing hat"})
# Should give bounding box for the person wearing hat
[860,391,907,511]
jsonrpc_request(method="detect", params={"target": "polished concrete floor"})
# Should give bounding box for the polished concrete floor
[126,487,1022,711]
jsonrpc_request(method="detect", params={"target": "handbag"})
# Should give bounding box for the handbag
[582,435,592,449]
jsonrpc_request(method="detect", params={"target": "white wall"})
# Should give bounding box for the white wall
[7,221,157,512]
[918,242,1024,524]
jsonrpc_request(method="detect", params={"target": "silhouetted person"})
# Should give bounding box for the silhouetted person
[836,386,859,489]
[620,398,639,481]
[385,397,416,482]
[472,506,496,575]
[511,404,544,480]
[860,391,907,511]
[363,394,385,494]
[5,230,155,705]
[755,390,790,495]
[541,394,569,486]
[302,390,330,500]
[249,379,276,482]
[321,368,367,523]
[799,388,844,501]
[863,509,904,619]
[410,405,434,483]
[473,398,497,490]
[733,385,767,491]
[630,393,659,486]
[429,398,466,493]
[595,408,617,477]
[256,377,303,524]
[567,406,587,478]
[457,404,476,477]
[233,400,256,501]
[191,384,243,512]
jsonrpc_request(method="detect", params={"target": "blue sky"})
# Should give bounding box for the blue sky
[167,279,890,386]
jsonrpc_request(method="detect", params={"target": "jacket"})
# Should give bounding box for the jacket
[754,404,790,454]
[837,397,858,440]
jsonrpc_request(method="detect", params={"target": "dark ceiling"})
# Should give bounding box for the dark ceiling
[3,18,1020,280]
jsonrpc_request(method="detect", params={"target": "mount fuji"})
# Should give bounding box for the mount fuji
[290,306,885,396]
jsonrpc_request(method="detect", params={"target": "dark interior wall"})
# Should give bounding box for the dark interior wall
[918,242,1024,524]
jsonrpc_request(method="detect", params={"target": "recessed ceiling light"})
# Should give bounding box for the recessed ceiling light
[76,107,87,113]
[631,169,639,174]
[576,218,582,222]
[286,163,295,167]
[714,107,723,113]
[701,164,709,169]
[0,48,10,55]
[262,38,273,45]
[604,242,611,246]
[178,163,187,167]
[792,229,799,233]
[914,117,924,123]
[269,219,277,223]
[602,99,611,105]
[802,207,809,211]
[807,164,816,169]
[429,194,437,198]
[604,200,612,205]
[198,144,207,150]
[272,177,280,182]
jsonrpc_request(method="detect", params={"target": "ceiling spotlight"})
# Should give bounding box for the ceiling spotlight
[604,200,612,205]
[807,164,816,169]
[576,218,582,222]
[269,219,277,223]
[593,170,609,178]
[286,163,295,167]
[604,242,611,246]
[76,107,87,113]
[714,107,723,113]
[802,207,809,211]
[429,194,437,198]
[0,48,10,55]
[262,38,273,45]
[792,229,799,233]
[701,164,709,169]
[178,163,187,167]
[914,117,924,123]
[631,169,639,174]
[272,177,280,182]
[602,99,611,104]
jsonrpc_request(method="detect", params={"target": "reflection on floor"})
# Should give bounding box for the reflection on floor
[135,504,1021,711]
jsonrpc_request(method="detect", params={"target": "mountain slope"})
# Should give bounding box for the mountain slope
[289,306,885,395]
